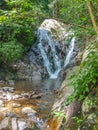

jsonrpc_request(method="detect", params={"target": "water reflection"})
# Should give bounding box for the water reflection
[13,78,63,120]
[14,78,62,92]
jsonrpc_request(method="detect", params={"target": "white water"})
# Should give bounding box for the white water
[64,37,76,67]
[38,29,75,79]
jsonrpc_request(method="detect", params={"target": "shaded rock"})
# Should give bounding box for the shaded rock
[16,61,42,81]
[32,93,42,99]
[65,100,82,128]
[27,112,37,118]
[6,111,18,118]
[21,92,35,99]
[2,87,15,93]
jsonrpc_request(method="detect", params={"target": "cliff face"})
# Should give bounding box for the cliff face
[50,38,98,130]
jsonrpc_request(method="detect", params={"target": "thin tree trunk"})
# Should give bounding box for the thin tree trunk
[86,1,98,36]
[55,0,59,18]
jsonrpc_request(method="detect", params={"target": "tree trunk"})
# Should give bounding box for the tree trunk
[86,1,98,36]
[55,0,59,18]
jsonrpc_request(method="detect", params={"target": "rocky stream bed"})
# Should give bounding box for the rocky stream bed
[0,79,62,130]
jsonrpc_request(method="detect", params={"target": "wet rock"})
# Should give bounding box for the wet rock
[0,117,10,129]
[21,93,31,99]
[6,111,18,118]
[6,93,13,100]
[12,118,18,130]
[13,94,22,100]
[36,119,45,130]
[27,112,37,118]
[22,107,37,115]
[2,87,15,93]
[18,119,26,130]
[21,92,36,99]
[12,103,21,108]
[1,92,21,101]
[32,93,42,99]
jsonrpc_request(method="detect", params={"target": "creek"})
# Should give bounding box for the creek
[0,78,63,130]
[0,19,78,129]
[0,19,97,130]
[14,78,62,118]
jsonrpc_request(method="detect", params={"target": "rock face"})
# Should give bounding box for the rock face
[15,60,42,80]
[28,19,79,78]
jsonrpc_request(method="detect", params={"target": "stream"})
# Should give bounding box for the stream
[0,78,63,130]
[14,78,62,119]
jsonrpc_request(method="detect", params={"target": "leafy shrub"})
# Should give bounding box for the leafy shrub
[66,41,98,104]
[0,0,50,64]
[0,40,23,63]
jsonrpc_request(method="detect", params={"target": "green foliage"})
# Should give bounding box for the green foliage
[66,41,98,104]
[58,0,98,39]
[0,40,23,63]
[53,111,66,121]
[72,116,83,126]
[0,0,50,64]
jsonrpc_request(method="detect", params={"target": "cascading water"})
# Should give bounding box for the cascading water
[64,37,76,68]
[37,28,75,79]
[29,19,76,79]
[38,29,61,79]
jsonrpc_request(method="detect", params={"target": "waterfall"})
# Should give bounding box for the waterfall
[64,37,76,68]
[38,28,75,79]
[38,29,61,79]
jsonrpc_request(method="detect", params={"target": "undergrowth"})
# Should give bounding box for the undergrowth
[66,40,98,105]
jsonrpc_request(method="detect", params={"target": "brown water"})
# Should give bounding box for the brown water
[13,78,62,120]
[0,78,63,129]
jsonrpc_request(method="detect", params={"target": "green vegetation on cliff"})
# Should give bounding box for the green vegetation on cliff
[67,41,98,104]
